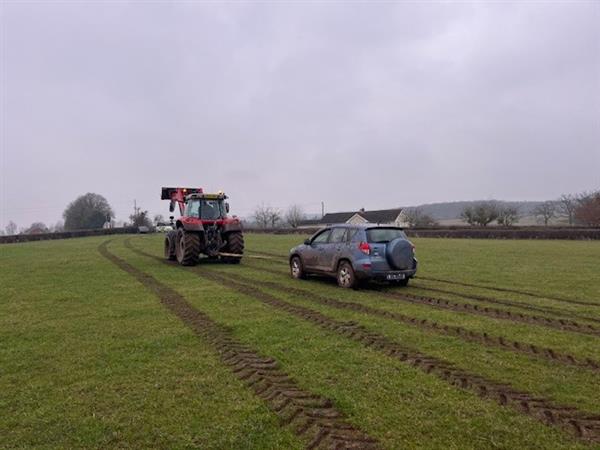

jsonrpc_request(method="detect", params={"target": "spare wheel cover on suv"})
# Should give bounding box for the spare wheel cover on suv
[385,238,413,270]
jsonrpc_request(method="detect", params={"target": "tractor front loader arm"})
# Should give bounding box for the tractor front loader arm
[160,187,203,215]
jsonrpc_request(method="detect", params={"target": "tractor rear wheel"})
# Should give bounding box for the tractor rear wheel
[164,230,177,261]
[176,228,200,266]
[222,232,244,264]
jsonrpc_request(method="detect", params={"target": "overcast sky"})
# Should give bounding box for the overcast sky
[1,1,599,228]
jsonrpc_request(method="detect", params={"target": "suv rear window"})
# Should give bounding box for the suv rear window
[366,228,407,243]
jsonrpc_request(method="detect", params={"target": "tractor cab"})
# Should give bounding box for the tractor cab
[184,193,229,221]
[161,186,244,266]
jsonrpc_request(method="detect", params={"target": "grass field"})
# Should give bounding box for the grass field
[1,234,599,449]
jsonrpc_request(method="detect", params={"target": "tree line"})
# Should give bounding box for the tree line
[458,190,600,227]
[3,189,599,236]
[2,192,157,236]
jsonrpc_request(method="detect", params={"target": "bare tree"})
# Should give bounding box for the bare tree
[253,204,282,228]
[5,220,17,235]
[533,201,556,226]
[153,214,165,225]
[268,208,282,228]
[557,194,577,225]
[496,206,519,227]
[285,204,305,228]
[461,201,499,227]
[574,190,600,226]
[403,208,438,227]
[253,204,270,229]
[253,204,269,228]
[50,220,65,232]
[130,209,152,228]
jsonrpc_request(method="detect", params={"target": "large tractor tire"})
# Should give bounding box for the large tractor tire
[175,228,200,266]
[164,230,177,261]
[222,231,244,264]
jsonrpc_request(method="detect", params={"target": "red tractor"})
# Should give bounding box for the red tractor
[161,187,244,265]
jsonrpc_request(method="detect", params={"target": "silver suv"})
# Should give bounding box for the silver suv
[289,224,417,288]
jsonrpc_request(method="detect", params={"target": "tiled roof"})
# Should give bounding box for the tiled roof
[320,208,402,224]
[359,208,403,223]
[320,212,356,223]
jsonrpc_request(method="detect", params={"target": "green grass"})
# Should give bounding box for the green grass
[0,236,301,449]
[2,233,599,449]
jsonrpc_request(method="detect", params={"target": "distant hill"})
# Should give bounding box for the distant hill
[403,200,546,221]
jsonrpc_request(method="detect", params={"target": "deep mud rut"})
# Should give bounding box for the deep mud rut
[99,241,378,450]
[124,241,600,444]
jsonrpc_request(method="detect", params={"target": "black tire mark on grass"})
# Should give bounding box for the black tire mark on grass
[381,289,600,337]
[242,257,600,337]
[125,241,600,444]
[244,258,600,326]
[99,241,378,449]
[215,261,600,373]
[246,250,600,308]
[419,276,600,308]
[410,285,600,325]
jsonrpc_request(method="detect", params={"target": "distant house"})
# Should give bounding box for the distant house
[309,208,408,227]
[26,225,48,235]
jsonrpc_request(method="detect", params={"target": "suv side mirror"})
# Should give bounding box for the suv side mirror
[225,202,230,213]
[304,239,311,245]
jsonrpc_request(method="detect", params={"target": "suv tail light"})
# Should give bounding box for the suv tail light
[358,241,370,255]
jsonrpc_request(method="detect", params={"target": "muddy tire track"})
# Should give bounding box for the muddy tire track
[213,263,600,373]
[243,258,600,326]
[418,276,600,308]
[381,289,600,337]
[199,271,600,443]
[99,241,378,449]
[124,241,600,444]
[241,257,600,338]
[245,250,600,309]
[409,285,600,325]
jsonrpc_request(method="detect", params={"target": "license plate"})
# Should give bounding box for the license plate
[386,273,405,280]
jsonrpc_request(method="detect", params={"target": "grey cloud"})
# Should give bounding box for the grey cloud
[1,1,598,227]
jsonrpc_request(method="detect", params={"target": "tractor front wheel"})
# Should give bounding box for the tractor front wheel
[164,230,177,261]
[176,228,200,266]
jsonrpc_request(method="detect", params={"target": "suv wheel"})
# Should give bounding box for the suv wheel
[337,261,356,289]
[290,256,306,279]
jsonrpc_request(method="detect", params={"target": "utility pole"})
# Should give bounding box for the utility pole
[133,199,140,225]
[321,201,324,218]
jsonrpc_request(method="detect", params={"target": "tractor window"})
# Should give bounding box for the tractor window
[199,200,223,220]
[185,200,200,218]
